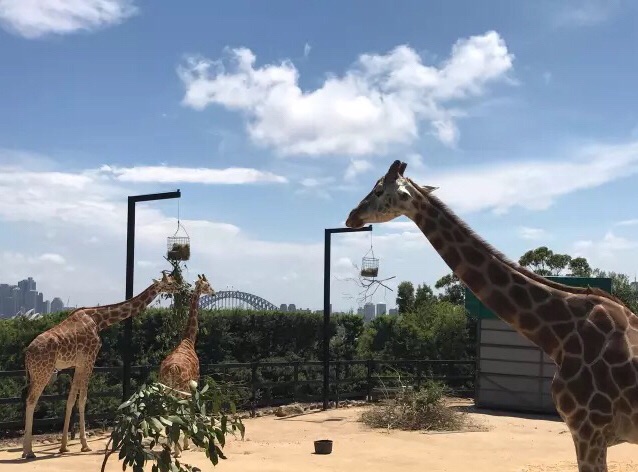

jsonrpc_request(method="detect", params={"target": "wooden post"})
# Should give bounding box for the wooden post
[293,362,299,401]
[250,362,257,417]
[335,361,341,408]
[366,359,374,401]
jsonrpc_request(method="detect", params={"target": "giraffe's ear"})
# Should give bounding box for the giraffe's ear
[421,185,438,193]
[152,278,159,284]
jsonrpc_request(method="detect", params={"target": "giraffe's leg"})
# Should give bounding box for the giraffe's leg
[76,362,96,452]
[183,435,189,451]
[22,370,50,459]
[572,433,608,472]
[59,371,81,453]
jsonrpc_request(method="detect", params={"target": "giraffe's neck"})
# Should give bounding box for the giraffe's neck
[92,284,161,330]
[182,291,201,344]
[406,188,576,361]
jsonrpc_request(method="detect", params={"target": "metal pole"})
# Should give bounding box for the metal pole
[322,225,372,410]
[322,229,331,410]
[122,190,181,402]
[122,198,135,402]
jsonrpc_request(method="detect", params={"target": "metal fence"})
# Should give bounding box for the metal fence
[0,358,475,434]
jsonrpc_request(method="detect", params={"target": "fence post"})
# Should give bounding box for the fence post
[366,359,374,401]
[416,362,422,389]
[293,362,299,401]
[335,361,340,408]
[250,362,257,417]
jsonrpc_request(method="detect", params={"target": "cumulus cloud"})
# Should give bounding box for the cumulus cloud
[517,226,549,241]
[413,140,638,215]
[344,159,373,181]
[572,231,638,273]
[177,31,514,156]
[100,164,288,185]
[0,0,138,39]
[551,0,624,27]
[0,154,456,311]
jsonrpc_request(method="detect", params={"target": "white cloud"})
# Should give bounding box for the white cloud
[177,31,514,156]
[303,42,311,58]
[615,218,638,227]
[517,226,549,241]
[412,140,638,215]
[100,164,288,185]
[344,159,372,181]
[551,0,623,27]
[39,253,66,264]
[0,0,138,39]
[0,155,459,312]
[573,231,638,270]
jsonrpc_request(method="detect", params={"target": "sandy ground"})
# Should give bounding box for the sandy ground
[1,402,638,472]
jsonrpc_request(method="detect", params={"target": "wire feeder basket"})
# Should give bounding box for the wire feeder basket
[167,221,190,261]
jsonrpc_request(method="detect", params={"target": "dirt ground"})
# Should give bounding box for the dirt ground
[1,401,638,472]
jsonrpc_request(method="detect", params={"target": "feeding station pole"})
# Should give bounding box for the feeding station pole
[323,225,372,410]
[122,189,181,402]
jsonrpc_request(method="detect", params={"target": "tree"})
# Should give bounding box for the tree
[435,273,465,306]
[396,281,415,314]
[568,257,592,277]
[519,246,594,277]
[101,380,245,472]
[414,283,435,310]
[592,270,638,313]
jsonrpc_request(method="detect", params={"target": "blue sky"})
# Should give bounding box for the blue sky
[1,0,637,312]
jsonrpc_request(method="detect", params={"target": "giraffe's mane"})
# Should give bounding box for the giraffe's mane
[70,282,159,314]
[406,177,628,308]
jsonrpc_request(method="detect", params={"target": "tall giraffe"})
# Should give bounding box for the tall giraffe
[21,272,181,460]
[159,274,214,456]
[345,160,638,472]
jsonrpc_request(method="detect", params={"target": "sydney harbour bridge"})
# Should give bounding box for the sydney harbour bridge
[198,290,278,311]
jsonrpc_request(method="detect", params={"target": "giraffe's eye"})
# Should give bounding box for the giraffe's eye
[373,188,384,197]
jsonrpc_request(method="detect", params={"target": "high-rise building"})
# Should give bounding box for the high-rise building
[287,304,296,312]
[45,300,51,314]
[376,303,387,316]
[51,297,65,314]
[357,307,363,316]
[363,302,376,322]
[389,308,398,316]
[36,292,45,314]
[280,303,288,312]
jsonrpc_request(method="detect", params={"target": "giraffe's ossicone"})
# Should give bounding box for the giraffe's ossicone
[346,160,638,472]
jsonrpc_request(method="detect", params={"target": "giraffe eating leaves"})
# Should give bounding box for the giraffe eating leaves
[159,273,215,457]
[21,271,181,460]
[345,160,638,472]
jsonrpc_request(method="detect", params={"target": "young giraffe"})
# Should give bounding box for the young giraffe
[159,274,215,456]
[345,160,638,472]
[22,272,181,460]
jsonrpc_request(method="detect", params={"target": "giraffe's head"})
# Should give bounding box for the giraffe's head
[194,273,215,296]
[152,271,182,294]
[345,160,437,228]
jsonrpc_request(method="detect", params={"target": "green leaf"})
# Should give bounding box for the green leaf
[149,417,164,432]
[159,416,173,426]
[200,383,209,394]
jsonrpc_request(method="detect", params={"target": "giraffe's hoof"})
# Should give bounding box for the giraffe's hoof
[22,451,36,459]
[81,446,92,452]
[59,447,69,454]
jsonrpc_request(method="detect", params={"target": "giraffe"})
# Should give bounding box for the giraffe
[21,271,181,460]
[345,160,638,472]
[159,273,215,456]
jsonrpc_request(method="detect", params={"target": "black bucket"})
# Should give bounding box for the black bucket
[314,439,333,455]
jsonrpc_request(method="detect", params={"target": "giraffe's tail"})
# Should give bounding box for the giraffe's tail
[21,358,31,404]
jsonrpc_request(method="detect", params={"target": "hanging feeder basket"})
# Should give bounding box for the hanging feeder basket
[360,257,379,278]
[167,220,191,261]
